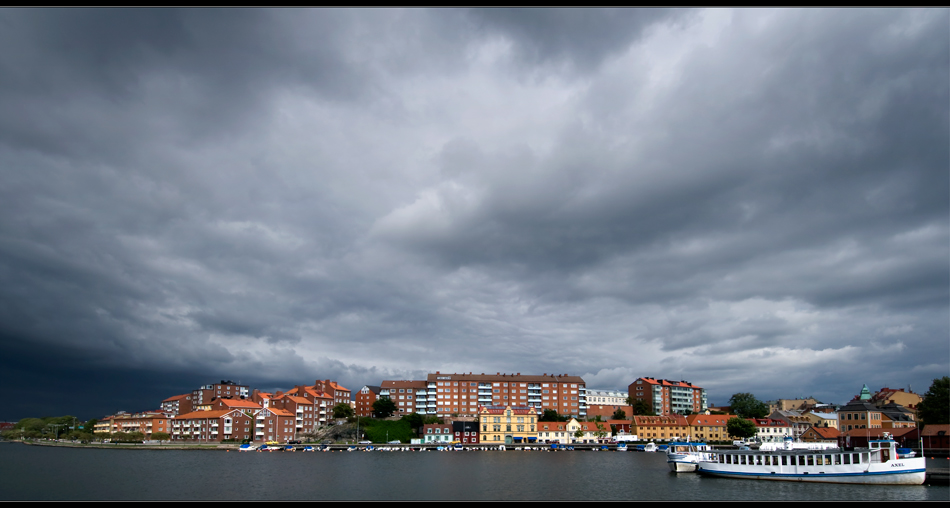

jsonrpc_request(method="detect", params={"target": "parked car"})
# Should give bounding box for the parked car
[358,440,372,444]
[388,440,401,444]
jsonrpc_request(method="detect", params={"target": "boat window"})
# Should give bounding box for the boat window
[807,455,814,466]
[835,454,842,465]
[781,456,787,466]
[825,454,832,465]
[843,454,850,465]
[798,455,806,466]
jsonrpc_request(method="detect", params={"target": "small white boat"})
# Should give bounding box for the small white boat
[695,432,925,485]
[238,444,258,452]
[643,442,657,452]
[897,448,916,458]
[666,441,714,472]
[616,443,628,451]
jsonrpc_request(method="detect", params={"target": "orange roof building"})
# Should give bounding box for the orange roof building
[628,377,707,416]
[686,413,739,442]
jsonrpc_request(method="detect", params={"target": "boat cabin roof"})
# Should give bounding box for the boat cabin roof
[717,447,877,455]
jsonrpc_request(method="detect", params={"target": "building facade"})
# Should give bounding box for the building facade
[686,414,739,442]
[631,414,691,441]
[379,380,429,417]
[355,386,381,417]
[425,372,587,418]
[628,377,707,416]
[478,405,538,444]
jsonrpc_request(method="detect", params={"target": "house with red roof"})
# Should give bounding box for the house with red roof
[686,413,739,442]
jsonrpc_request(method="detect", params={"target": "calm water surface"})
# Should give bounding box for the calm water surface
[1,443,947,500]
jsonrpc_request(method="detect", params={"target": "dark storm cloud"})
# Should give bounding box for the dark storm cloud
[376,8,948,310]
[466,8,690,73]
[0,8,946,419]
[0,8,377,163]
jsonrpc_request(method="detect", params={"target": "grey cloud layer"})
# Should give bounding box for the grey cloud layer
[0,9,945,415]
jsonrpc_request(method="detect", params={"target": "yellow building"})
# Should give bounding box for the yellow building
[478,405,537,444]
[686,413,739,442]
[632,414,691,441]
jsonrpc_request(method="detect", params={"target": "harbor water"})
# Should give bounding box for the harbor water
[1,443,947,501]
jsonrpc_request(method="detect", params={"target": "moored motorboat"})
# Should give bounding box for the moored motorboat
[666,441,714,472]
[695,433,924,485]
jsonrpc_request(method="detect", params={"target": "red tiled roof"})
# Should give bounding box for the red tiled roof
[922,424,950,436]
[329,382,350,392]
[174,410,232,420]
[806,427,840,439]
[260,407,294,417]
[633,415,689,426]
[632,377,702,389]
[842,427,916,438]
[218,399,262,409]
[686,414,738,426]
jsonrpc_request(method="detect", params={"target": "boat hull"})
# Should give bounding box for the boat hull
[695,466,926,485]
[669,459,699,473]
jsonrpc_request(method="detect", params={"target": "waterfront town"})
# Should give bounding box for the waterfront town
[5,373,945,452]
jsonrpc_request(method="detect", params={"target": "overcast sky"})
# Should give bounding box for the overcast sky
[1,8,947,420]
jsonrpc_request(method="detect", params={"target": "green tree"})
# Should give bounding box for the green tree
[332,403,355,419]
[726,417,757,440]
[728,393,769,419]
[540,409,564,422]
[917,376,950,426]
[401,412,424,431]
[630,400,656,416]
[612,409,627,420]
[372,398,397,418]
[594,422,609,440]
[151,432,171,442]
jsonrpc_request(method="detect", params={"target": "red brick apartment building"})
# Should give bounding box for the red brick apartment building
[380,372,587,418]
[355,385,382,417]
[628,377,707,416]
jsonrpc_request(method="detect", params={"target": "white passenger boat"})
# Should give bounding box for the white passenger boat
[666,441,714,472]
[758,438,837,452]
[695,433,925,485]
[642,442,657,452]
